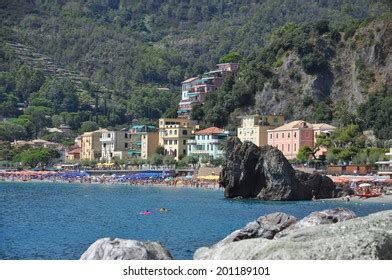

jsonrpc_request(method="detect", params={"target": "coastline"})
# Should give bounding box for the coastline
[323,195,392,204]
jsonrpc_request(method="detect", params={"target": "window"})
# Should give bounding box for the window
[288,144,290,152]
[294,143,297,151]
[125,133,128,138]
[125,143,128,148]
[174,140,177,145]
[169,140,172,145]
[276,133,278,139]
[169,130,172,135]
[269,133,272,139]
[282,144,284,151]
[107,133,111,138]
[103,143,106,148]
[282,133,284,138]
[273,117,278,123]
[288,133,290,138]
[174,130,178,135]
[164,140,168,145]
[183,140,186,145]
[182,130,188,135]
[294,132,297,138]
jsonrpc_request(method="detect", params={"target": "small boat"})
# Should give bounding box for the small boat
[355,193,382,198]
[139,210,152,215]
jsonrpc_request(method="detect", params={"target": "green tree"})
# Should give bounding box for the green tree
[24,106,53,134]
[80,121,99,133]
[150,153,163,166]
[163,155,176,166]
[0,122,28,141]
[219,51,242,63]
[296,145,312,163]
[14,148,60,168]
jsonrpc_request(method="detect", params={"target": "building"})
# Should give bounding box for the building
[128,125,159,160]
[66,147,81,161]
[187,127,228,160]
[237,115,285,146]
[80,129,107,161]
[312,123,336,158]
[267,121,336,160]
[100,130,129,161]
[376,148,392,178]
[159,118,195,160]
[178,63,239,117]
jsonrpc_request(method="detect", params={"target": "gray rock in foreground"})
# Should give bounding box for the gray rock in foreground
[275,208,356,238]
[80,238,172,260]
[215,212,296,247]
[194,210,392,260]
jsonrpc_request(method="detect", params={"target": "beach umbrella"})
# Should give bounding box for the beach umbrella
[359,183,372,187]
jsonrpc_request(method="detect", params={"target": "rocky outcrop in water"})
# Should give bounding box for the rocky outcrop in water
[220,137,335,200]
[194,210,392,260]
[80,238,172,260]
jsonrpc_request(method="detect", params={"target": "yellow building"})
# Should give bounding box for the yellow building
[237,115,284,146]
[129,125,159,160]
[80,129,107,160]
[159,118,195,161]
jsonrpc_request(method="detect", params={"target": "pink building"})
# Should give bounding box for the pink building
[267,121,336,159]
[177,63,239,118]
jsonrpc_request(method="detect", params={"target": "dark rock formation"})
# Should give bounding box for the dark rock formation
[215,212,296,247]
[220,137,335,200]
[80,238,172,260]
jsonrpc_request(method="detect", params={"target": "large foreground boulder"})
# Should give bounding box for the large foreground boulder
[194,210,392,260]
[215,212,296,247]
[80,238,172,260]
[220,137,335,200]
[275,208,356,238]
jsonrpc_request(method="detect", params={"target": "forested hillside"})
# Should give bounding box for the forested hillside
[0,0,391,141]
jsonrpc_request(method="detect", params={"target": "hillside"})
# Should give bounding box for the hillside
[0,0,391,141]
[201,17,392,139]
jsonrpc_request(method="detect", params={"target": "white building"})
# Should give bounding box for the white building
[100,131,129,161]
[187,127,228,160]
[376,148,392,178]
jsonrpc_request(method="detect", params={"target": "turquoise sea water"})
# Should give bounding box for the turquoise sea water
[1,181,392,260]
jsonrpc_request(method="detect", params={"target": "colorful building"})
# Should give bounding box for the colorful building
[100,130,129,161]
[128,125,159,160]
[267,121,336,160]
[237,115,285,146]
[80,129,107,161]
[159,118,195,160]
[187,127,228,160]
[376,148,392,178]
[178,63,239,117]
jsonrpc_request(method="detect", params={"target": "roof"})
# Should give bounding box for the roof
[182,77,198,84]
[195,127,225,135]
[269,121,312,131]
[312,123,336,130]
[68,147,81,154]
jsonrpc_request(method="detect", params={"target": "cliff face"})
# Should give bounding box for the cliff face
[254,19,392,120]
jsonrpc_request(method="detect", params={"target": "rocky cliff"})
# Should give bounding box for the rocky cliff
[220,137,335,200]
[254,18,392,120]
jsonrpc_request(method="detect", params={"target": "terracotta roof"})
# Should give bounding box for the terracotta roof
[195,127,224,135]
[68,147,81,154]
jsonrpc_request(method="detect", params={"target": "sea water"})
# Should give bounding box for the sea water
[1,181,392,260]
